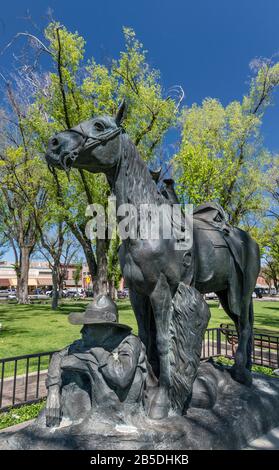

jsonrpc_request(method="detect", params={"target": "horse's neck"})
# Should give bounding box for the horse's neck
[110,136,163,209]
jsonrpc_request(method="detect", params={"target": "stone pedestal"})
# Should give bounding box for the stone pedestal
[1,362,279,450]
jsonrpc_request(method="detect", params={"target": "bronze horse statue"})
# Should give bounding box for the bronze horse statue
[45,100,260,419]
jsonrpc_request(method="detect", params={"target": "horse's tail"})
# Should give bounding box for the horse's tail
[169,283,210,414]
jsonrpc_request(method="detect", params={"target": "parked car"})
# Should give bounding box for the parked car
[0,290,10,298]
[204,292,218,300]
[7,292,17,300]
[85,289,94,297]
[254,288,263,298]
[65,288,84,298]
[117,289,129,299]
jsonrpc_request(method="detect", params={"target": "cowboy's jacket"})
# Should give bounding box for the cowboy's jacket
[46,333,156,407]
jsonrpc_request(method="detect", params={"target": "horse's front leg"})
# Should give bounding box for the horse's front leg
[148,273,172,420]
[129,289,150,346]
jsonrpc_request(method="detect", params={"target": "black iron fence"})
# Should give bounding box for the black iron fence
[0,351,56,411]
[1,327,279,411]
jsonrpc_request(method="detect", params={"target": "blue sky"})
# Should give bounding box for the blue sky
[0,1,278,261]
[0,0,278,150]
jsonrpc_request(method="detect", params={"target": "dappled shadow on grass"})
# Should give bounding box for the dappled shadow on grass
[263,305,279,312]
[253,314,279,329]
[56,303,86,315]
[0,327,30,337]
[0,302,87,321]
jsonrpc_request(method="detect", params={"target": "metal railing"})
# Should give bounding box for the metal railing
[0,351,56,411]
[0,328,278,411]
[222,328,279,368]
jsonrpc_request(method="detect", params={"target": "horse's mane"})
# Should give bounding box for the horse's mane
[120,134,167,206]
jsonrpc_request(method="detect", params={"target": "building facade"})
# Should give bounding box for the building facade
[0,260,274,294]
[0,261,92,292]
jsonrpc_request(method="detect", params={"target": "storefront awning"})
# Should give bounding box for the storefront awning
[64,280,81,287]
[37,278,52,286]
[0,278,10,287]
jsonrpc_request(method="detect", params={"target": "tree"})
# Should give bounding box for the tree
[18,21,178,296]
[173,57,279,226]
[0,78,47,303]
[262,262,279,292]
[37,222,80,309]
[73,262,83,292]
[107,234,122,300]
[263,222,279,292]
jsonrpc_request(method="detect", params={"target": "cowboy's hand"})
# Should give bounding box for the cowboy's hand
[45,386,61,428]
[90,347,108,363]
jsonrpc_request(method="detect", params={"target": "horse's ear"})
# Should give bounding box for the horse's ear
[149,167,162,184]
[115,99,127,126]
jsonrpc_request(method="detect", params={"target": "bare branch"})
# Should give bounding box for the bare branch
[1,32,51,57]
[56,27,71,129]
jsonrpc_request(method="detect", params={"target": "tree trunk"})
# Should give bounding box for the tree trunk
[94,238,108,296]
[67,223,97,283]
[83,238,97,282]
[17,246,32,304]
[58,270,65,300]
[108,279,116,300]
[52,270,59,310]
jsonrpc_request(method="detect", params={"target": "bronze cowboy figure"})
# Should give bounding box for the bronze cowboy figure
[45,294,157,427]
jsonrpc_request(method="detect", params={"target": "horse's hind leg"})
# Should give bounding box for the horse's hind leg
[231,296,253,386]
[217,290,252,385]
[217,290,239,331]
[245,299,254,371]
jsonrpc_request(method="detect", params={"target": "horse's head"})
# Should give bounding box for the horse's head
[45,100,126,174]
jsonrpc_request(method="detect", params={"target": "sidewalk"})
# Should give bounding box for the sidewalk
[0,370,47,409]
[255,296,279,302]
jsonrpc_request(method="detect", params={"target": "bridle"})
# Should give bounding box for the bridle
[67,125,125,152]
[50,124,125,174]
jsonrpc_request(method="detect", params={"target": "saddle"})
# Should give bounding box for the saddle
[193,202,229,233]
[193,202,244,275]
[158,179,244,278]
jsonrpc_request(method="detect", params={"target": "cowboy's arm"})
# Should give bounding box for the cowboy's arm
[100,336,141,389]
[45,347,69,427]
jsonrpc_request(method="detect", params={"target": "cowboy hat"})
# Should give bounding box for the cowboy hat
[68,294,131,331]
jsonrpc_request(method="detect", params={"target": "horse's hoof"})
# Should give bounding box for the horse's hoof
[231,366,252,387]
[147,389,169,420]
[148,403,169,420]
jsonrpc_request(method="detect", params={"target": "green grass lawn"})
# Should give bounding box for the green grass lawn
[207,300,279,332]
[0,299,278,359]
[0,299,137,359]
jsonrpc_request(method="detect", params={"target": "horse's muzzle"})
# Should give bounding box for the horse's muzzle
[45,150,78,173]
